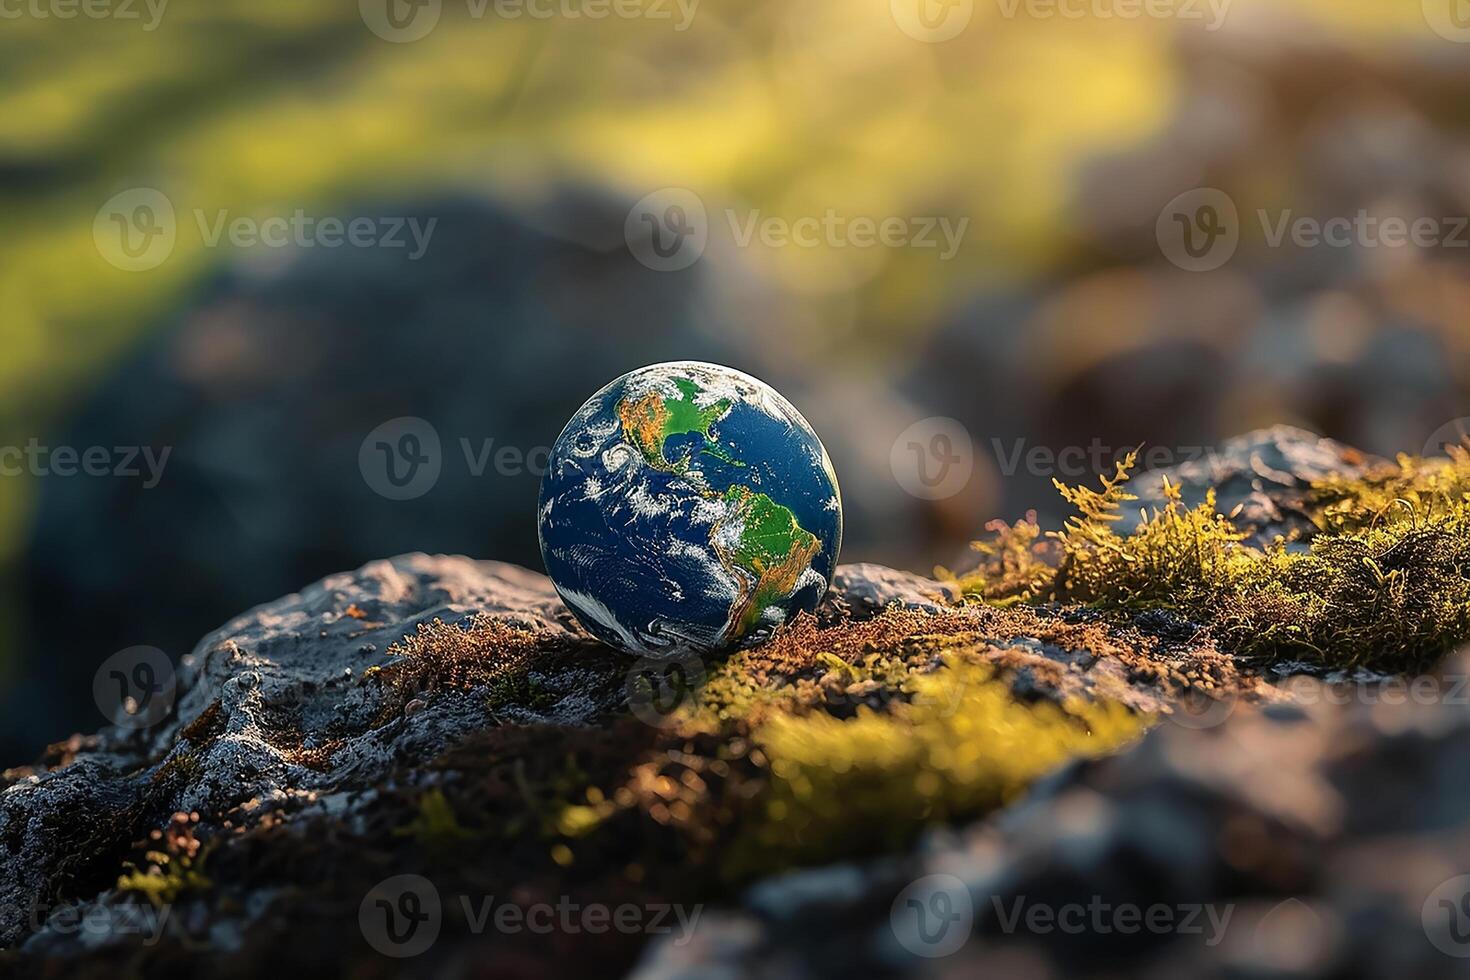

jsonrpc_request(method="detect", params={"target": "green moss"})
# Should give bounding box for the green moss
[552,799,615,839]
[1311,448,1470,533]
[486,670,559,713]
[689,638,945,728]
[723,659,1146,876]
[1217,518,1470,667]
[630,623,1153,877]
[116,813,213,907]
[394,787,478,851]
[958,510,1053,606]
[115,862,212,906]
[960,447,1470,671]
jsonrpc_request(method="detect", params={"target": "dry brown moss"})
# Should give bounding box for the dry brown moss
[373,617,553,700]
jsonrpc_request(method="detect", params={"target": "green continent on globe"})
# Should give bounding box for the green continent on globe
[616,376,743,475]
[613,374,822,644]
[713,485,822,640]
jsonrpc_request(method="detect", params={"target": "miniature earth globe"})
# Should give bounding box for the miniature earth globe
[538,361,843,655]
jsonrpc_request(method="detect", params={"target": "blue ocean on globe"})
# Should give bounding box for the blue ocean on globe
[537,361,843,655]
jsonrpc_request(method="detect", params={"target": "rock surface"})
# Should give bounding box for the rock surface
[0,553,1237,969]
[818,563,959,621]
[0,556,995,954]
[1,428,1463,978]
[0,555,606,947]
[636,650,1470,979]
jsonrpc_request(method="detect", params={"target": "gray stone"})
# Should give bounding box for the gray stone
[821,563,959,621]
[0,554,606,948]
[1118,425,1384,548]
[0,555,973,952]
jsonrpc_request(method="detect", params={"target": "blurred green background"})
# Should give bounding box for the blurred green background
[2,0,1467,758]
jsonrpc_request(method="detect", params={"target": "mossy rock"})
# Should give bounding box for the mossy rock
[2,428,1467,977]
